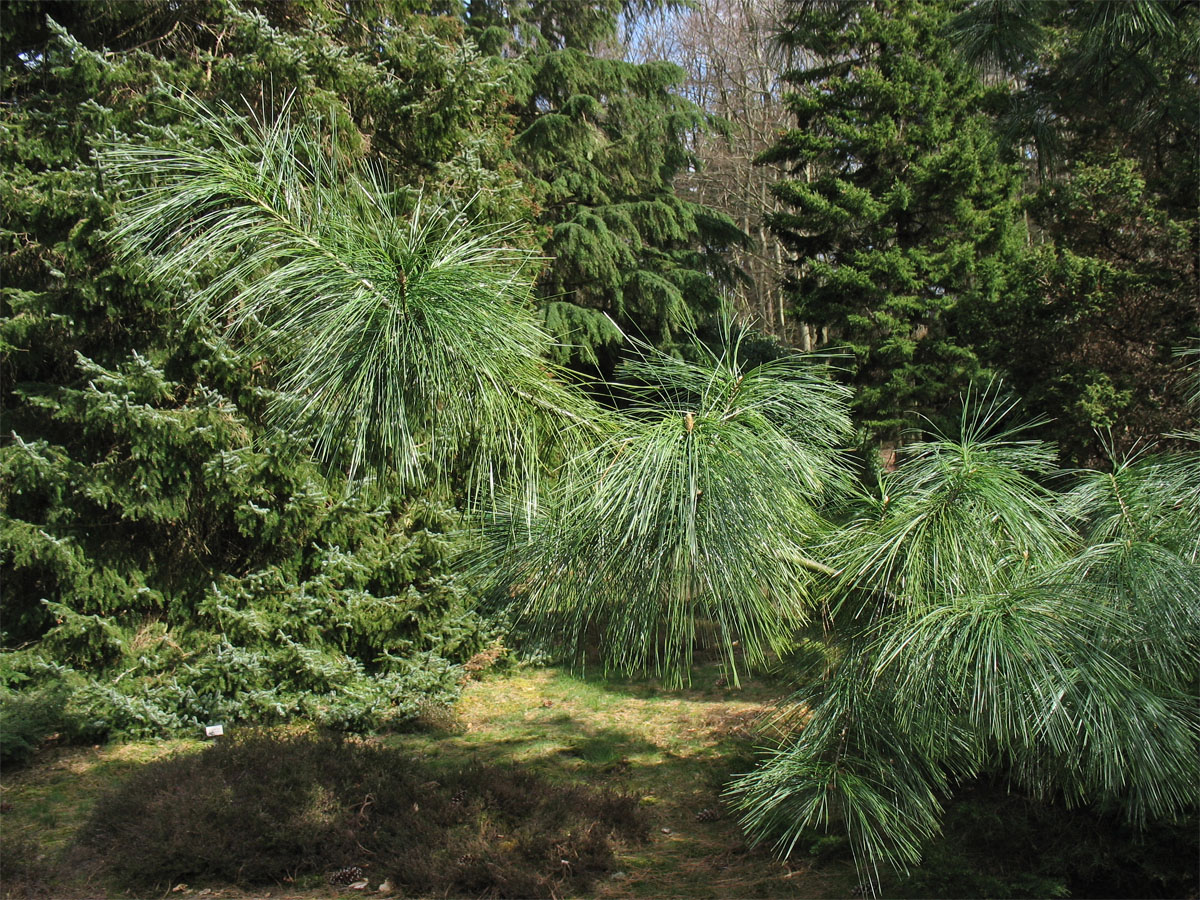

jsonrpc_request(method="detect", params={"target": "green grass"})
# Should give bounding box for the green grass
[381,664,855,899]
[0,665,856,899]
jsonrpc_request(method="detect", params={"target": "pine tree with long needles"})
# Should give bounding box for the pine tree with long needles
[104,96,599,498]
[108,97,1199,893]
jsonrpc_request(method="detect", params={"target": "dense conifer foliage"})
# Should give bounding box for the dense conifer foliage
[762,0,1022,436]
[758,0,1197,455]
[462,0,747,367]
[950,0,1200,463]
[0,0,744,742]
[0,1,525,741]
[1,2,1196,896]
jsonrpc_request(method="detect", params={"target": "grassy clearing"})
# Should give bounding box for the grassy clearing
[395,665,856,899]
[0,664,855,899]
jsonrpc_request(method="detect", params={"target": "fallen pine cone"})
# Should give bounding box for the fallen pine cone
[328,866,365,886]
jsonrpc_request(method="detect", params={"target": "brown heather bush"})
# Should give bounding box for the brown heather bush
[78,729,646,897]
[413,697,465,733]
[460,643,507,681]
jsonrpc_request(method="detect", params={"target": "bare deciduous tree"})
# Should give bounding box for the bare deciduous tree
[629,0,815,346]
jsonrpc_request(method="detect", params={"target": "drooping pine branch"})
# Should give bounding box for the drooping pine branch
[104,96,600,496]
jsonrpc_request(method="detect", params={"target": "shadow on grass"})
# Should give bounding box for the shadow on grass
[67,728,648,899]
[548,654,792,704]
[2,670,853,900]
[408,709,667,766]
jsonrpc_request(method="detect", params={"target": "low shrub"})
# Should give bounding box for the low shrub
[0,682,70,766]
[0,661,101,765]
[0,520,496,742]
[79,728,647,897]
[5,437,499,741]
